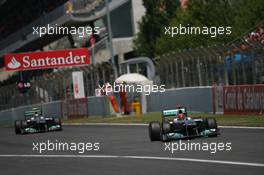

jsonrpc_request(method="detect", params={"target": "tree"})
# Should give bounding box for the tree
[135,0,264,58]
[134,0,179,58]
[155,0,238,56]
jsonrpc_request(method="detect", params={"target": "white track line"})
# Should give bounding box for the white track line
[0,154,263,167]
[63,123,147,126]
[63,123,264,129]
[218,126,264,129]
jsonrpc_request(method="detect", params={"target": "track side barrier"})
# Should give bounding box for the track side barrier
[213,85,264,114]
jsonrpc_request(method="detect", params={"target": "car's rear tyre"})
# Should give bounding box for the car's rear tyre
[162,121,171,134]
[20,121,28,134]
[149,121,161,141]
[14,120,21,134]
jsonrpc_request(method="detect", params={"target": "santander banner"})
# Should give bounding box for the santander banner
[4,48,90,71]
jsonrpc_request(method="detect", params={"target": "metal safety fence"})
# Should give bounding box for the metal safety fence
[155,44,264,88]
[0,62,114,111]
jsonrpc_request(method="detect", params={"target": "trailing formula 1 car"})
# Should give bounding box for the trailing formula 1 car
[149,106,219,141]
[14,107,62,134]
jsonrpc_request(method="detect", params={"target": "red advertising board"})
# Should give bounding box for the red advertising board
[223,85,264,114]
[4,48,90,71]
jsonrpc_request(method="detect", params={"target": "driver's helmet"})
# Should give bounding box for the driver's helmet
[34,112,39,117]
[178,110,185,119]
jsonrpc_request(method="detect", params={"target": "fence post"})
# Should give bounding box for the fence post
[223,56,229,85]
[180,57,186,87]
[252,53,257,84]
[169,59,175,88]
[232,58,237,85]
[241,53,247,84]
[197,56,202,86]
[174,60,180,87]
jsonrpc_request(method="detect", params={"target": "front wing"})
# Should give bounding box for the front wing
[22,124,62,134]
[162,128,218,141]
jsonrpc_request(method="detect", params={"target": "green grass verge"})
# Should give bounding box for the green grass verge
[63,112,264,127]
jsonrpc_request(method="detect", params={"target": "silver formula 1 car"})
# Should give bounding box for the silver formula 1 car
[14,107,62,134]
[149,106,219,142]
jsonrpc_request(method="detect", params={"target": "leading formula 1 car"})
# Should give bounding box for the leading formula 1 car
[149,106,219,141]
[14,107,62,134]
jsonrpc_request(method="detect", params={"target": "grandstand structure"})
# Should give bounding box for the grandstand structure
[0,0,145,110]
[0,0,142,62]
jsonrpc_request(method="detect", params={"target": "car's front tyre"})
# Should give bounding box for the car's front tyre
[149,121,161,141]
[14,120,21,134]
[205,117,218,137]
[54,118,62,131]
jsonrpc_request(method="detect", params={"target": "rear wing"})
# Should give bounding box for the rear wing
[162,109,178,117]
[24,108,42,118]
[162,107,187,117]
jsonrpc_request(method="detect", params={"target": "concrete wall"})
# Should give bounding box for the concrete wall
[87,96,111,116]
[42,101,62,118]
[146,87,213,113]
[0,87,213,125]
[0,109,18,125]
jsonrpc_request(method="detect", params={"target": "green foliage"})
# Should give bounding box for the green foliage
[134,0,264,58]
[134,0,179,58]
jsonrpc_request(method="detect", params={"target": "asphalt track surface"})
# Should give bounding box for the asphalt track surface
[0,125,263,175]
